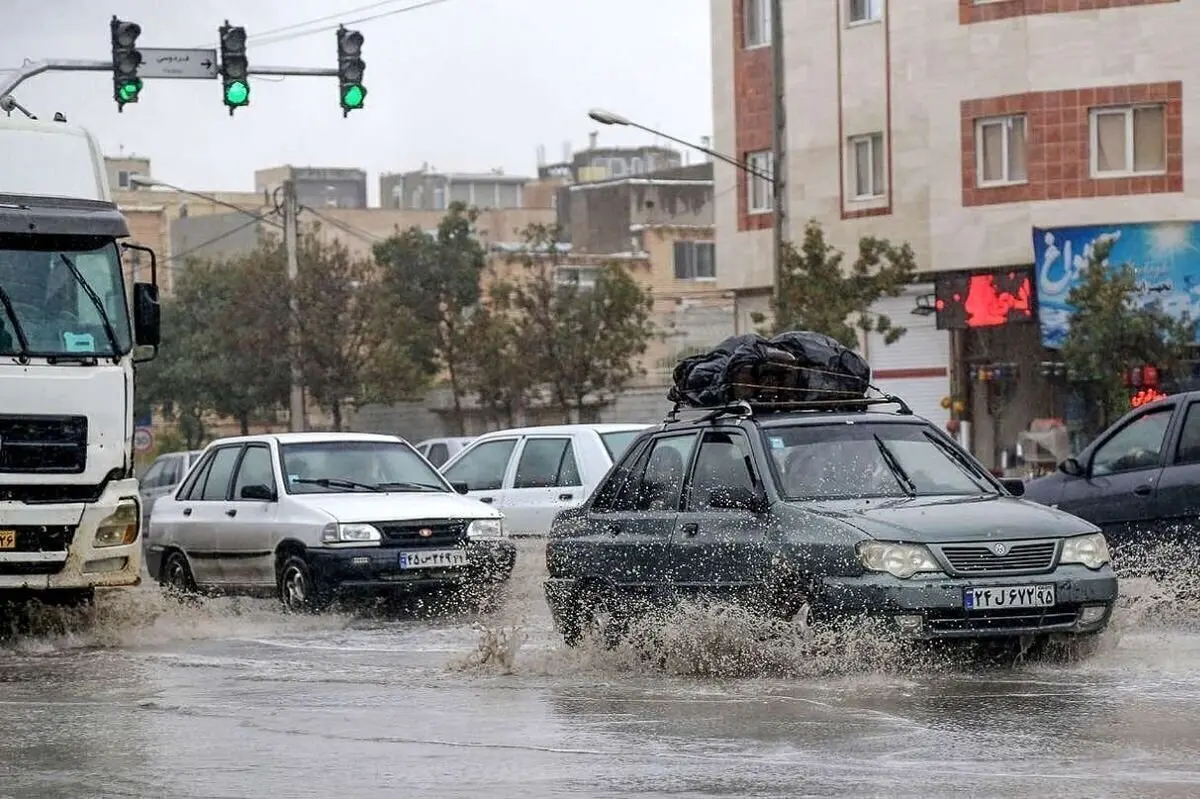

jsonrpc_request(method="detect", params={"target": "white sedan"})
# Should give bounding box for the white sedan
[439,424,649,536]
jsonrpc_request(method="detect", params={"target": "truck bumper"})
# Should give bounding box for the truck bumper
[0,479,142,592]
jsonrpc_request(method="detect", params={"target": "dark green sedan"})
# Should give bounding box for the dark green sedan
[544,399,1118,645]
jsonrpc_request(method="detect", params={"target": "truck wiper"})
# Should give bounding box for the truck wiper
[0,282,30,361]
[873,434,917,496]
[292,477,382,493]
[57,253,121,361]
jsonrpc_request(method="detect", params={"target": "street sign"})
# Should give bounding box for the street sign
[133,427,155,453]
[139,48,218,80]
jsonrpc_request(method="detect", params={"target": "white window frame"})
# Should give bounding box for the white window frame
[847,0,883,25]
[975,115,1027,187]
[746,150,774,213]
[673,241,717,281]
[743,0,771,48]
[1089,104,1168,178]
[848,133,886,200]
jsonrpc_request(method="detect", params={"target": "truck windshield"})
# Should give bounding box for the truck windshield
[0,239,131,358]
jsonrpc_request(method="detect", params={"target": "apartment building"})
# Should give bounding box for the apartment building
[712,0,1193,465]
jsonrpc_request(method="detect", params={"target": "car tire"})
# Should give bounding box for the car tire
[277,554,332,613]
[160,551,198,599]
[561,584,628,649]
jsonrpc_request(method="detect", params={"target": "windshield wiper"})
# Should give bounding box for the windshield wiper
[57,254,120,361]
[0,282,30,361]
[293,477,382,493]
[375,481,443,492]
[922,431,998,492]
[873,434,917,496]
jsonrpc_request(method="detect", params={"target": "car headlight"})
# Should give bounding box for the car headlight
[1060,532,1110,570]
[856,541,942,579]
[467,518,505,539]
[321,522,382,544]
[94,500,140,547]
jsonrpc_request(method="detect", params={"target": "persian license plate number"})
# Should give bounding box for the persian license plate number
[398,549,468,570]
[0,530,13,549]
[964,584,1055,610]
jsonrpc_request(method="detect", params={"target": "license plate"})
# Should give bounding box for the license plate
[0,530,14,549]
[964,584,1055,610]
[398,549,468,570]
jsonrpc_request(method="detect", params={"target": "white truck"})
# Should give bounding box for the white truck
[0,115,160,605]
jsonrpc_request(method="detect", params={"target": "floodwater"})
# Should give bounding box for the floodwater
[2,540,1200,799]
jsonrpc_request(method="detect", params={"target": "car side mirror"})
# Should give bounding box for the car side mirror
[707,485,768,512]
[999,477,1026,497]
[451,481,470,495]
[133,281,161,348]
[1059,457,1085,477]
[240,484,276,501]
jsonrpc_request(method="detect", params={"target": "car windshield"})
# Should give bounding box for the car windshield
[279,440,449,494]
[0,238,131,358]
[764,422,998,500]
[600,430,641,461]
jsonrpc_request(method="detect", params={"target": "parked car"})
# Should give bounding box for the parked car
[414,436,474,468]
[1023,390,1200,564]
[544,398,1118,647]
[138,449,203,529]
[145,432,515,611]
[438,424,649,536]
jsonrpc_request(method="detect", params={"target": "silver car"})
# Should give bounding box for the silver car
[138,449,202,529]
[144,432,515,611]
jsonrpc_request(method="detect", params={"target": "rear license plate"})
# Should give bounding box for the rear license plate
[964,584,1055,610]
[0,530,14,549]
[398,549,468,570]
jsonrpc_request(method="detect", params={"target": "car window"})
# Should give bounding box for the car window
[689,430,759,511]
[600,430,641,461]
[765,422,994,500]
[1175,403,1200,465]
[443,438,517,492]
[178,452,214,501]
[141,459,166,488]
[426,443,450,468]
[513,438,582,489]
[280,440,448,494]
[610,433,697,512]
[200,446,242,501]
[233,445,275,499]
[1092,407,1174,476]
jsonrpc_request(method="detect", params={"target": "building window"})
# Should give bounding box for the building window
[976,115,1027,185]
[1090,105,1166,177]
[117,170,130,188]
[743,0,771,47]
[673,241,716,280]
[432,187,446,210]
[848,133,885,199]
[746,150,774,213]
[848,0,883,24]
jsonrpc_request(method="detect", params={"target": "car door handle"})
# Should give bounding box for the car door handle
[182,507,192,516]
[225,508,237,517]
[558,493,574,501]
[479,496,494,504]
[681,522,700,537]
[1134,484,1153,496]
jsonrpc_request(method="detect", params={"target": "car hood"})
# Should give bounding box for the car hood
[799,494,1098,543]
[288,491,502,523]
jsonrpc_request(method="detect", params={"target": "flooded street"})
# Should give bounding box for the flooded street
[2,541,1200,799]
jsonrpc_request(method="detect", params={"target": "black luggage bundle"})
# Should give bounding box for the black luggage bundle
[667,330,872,410]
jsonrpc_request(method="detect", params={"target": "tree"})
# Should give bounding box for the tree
[133,294,213,449]
[459,299,533,428]
[373,202,489,434]
[755,219,918,349]
[497,223,656,422]
[1060,238,1195,436]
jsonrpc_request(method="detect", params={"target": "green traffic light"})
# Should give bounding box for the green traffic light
[224,80,249,106]
[342,84,365,109]
[117,79,142,103]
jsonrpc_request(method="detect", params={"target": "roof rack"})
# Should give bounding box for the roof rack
[663,392,913,423]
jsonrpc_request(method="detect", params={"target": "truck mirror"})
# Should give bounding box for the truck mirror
[133,282,160,348]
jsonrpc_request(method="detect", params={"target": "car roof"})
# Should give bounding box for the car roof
[472,423,649,438]
[205,431,405,448]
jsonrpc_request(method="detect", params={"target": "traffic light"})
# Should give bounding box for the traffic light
[110,17,143,111]
[219,21,249,114]
[336,26,365,116]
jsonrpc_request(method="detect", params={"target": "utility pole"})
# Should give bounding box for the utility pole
[282,179,306,432]
[770,0,787,314]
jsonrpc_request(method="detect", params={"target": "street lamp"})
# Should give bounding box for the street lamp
[128,174,281,228]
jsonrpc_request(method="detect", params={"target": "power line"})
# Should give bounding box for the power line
[202,0,454,50]
[165,215,271,267]
[301,207,382,244]
[245,0,413,43]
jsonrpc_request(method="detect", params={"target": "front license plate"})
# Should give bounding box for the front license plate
[0,530,14,549]
[398,549,468,570]
[964,584,1055,610]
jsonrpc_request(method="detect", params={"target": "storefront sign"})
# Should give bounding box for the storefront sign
[1033,221,1200,348]
[934,269,1035,330]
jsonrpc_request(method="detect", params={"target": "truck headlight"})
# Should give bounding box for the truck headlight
[467,518,505,539]
[857,541,942,579]
[1060,532,1110,569]
[321,522,382,544]
[94,500,139,547]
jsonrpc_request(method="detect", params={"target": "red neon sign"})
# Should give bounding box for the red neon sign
[1131,388,1168,408]
[935,270,1035,330]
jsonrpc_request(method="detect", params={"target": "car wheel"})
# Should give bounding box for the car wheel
[561,584,628,649]
[160,551,198,598]
[277,555,331,613]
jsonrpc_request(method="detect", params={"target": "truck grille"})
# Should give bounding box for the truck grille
[4,525,76,552]
[376,520,467,548]
[938,540,1058,575]
[0,415,88,474]
[927,605,1081,634]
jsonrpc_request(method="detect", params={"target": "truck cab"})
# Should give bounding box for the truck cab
[0,116,160,603]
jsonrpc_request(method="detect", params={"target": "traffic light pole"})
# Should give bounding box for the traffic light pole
[282,179,307,433]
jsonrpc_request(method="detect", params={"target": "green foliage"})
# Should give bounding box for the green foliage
[754,219,917,349]
[1060,238,1195,434]
[459,301,531,428]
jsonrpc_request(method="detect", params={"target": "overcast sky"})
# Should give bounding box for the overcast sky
[2,0,712,203]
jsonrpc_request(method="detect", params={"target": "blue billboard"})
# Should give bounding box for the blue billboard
[1034,221,1200,348]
